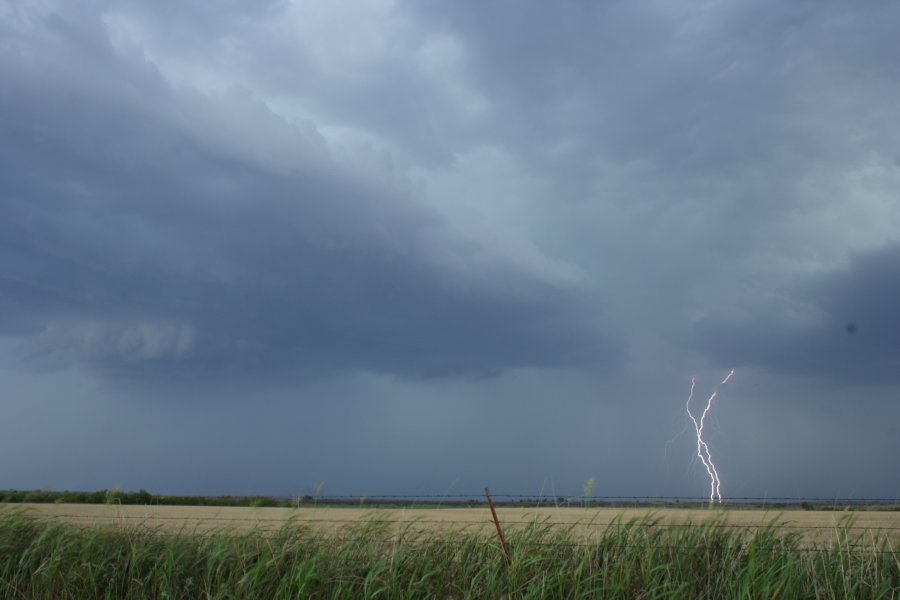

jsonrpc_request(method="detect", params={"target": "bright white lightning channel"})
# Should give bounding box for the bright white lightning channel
[685,369,735,504]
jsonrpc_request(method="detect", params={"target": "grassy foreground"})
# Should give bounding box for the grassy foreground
[1,510,897,599]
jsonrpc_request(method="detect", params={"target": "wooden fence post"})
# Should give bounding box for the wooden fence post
[485,487,512,566]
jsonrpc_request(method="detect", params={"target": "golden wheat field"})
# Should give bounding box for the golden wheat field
[4,503,898,548]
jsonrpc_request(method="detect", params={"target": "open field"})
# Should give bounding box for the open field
[2,504,898,598]
[4,502,899,547]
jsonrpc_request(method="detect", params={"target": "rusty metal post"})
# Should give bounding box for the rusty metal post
[485,487,512,566]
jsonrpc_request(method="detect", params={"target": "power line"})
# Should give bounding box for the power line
[267,493,899,502]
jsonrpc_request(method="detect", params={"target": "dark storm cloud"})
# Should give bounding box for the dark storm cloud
[693,243,900,383]
[0,5,616,381]
[401,0,900,377]
[104,0,487,166]
[405,0,900,217]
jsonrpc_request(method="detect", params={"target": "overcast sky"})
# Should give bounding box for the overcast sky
[1,0,898,500]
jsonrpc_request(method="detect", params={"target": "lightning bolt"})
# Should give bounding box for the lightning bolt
[685,369,734,503]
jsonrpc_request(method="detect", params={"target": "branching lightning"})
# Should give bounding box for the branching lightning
[685,369,735,503]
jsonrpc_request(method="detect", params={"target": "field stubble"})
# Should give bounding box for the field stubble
[5,502,899,547]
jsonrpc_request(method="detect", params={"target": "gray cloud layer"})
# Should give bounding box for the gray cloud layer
[1,2,616,381]
[401,0,900,385]
[4,0,898,386]
[695,243,900,383]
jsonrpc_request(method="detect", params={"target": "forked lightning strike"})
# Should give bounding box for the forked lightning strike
[685,369,735,503]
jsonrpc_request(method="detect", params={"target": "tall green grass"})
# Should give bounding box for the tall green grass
[1,510,897,599]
